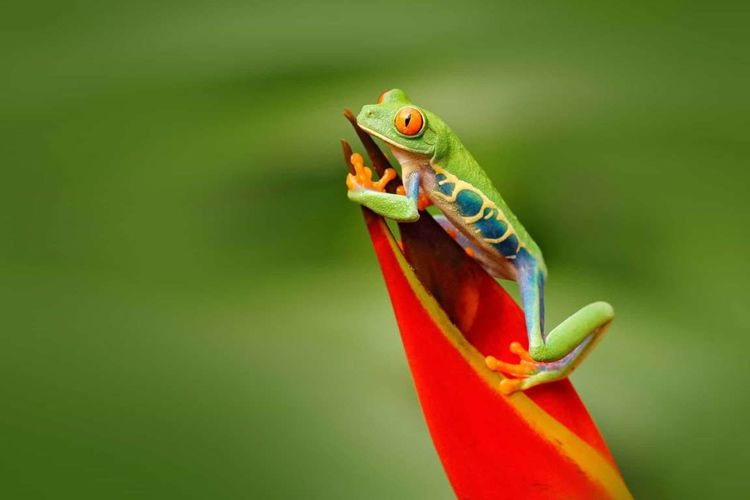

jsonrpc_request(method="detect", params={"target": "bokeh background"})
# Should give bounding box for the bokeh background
[2,1,748,498]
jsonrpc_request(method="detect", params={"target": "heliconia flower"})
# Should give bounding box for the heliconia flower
[342,110,632,500]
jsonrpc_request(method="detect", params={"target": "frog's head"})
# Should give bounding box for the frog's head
[356,89,448,161]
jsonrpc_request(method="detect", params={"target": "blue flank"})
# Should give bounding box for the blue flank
[474,207,507,239]
[435,173,455,196]
[455,190,484,217]
[432,176,522,259]
[492,233,520,257]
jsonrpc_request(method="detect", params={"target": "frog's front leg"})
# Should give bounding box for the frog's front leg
[346,153,420,222]
[485,250,614,394]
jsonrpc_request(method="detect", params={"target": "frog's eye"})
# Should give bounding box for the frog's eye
[377,90,388,104]
[395,107,424,136]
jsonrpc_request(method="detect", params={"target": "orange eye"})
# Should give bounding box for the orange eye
[377,90,388,104]
[395,107,424,136]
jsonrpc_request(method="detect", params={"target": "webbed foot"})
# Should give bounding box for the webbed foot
[485,340,588,395]
[346,153,396,193]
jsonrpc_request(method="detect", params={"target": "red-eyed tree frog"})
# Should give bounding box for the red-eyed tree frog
[346,89,614,394]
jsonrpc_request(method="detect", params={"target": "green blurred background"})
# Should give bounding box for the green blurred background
[2,1,748,498]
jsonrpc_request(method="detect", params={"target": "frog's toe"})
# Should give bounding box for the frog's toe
[499,378,525,395]
[485,342,570,394]
[485,353,535,377]
[417,192,432,211]
[347,153,395,193]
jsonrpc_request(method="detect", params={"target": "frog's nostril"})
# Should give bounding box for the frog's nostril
[357,105,377,124]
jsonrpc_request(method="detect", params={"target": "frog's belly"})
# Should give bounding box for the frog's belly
[422,168,521,280]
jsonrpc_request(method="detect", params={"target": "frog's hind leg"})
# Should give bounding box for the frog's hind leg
[431,215,516,280]
[432,215,482,259]
[485,249,614,394]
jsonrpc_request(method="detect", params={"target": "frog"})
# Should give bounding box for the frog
[346,89,614,394]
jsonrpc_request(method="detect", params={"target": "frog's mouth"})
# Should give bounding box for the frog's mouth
[388,144,431,172]
[356,122,432,161]
[357,125,431,173]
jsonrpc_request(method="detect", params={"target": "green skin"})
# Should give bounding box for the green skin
[348,89,614,393]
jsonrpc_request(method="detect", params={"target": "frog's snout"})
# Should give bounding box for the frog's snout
[359,104,376,118]
[356,105,377,129]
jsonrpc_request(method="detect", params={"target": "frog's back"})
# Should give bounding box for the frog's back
[430,143,546,274]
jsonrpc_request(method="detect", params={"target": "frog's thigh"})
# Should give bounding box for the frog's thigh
[432,214,515,277]
[432,215,478,251]
[538,301,614,362]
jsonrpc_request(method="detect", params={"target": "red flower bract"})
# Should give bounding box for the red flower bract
[342,110,631,500]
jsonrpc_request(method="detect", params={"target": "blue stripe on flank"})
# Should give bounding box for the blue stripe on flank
[455,189,484,217]
[493,233,520,256]
[473,208,508,240]
[437,181,455,196]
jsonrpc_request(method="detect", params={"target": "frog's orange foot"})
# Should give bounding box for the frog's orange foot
[346,153,396,193]
[417,193,432,211]
[485,342,546,395]
[396,185,432,211]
